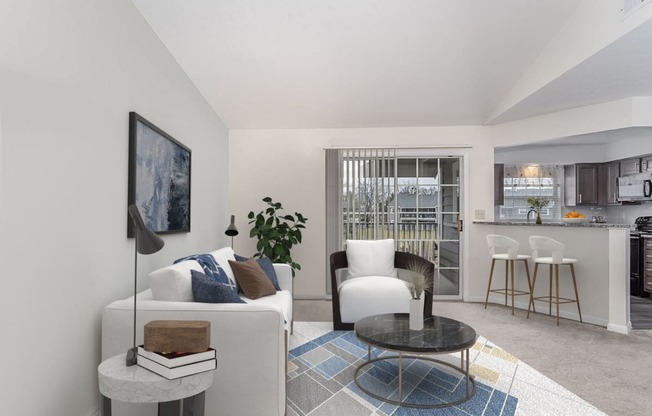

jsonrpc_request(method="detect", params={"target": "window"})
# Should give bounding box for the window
[498,164,563,221]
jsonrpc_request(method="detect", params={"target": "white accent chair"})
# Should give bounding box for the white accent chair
[330,239,434,330]
[527,236,582,325]
[484,234,534,314]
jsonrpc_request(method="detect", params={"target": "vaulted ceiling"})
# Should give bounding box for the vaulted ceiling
[131,0,652,130]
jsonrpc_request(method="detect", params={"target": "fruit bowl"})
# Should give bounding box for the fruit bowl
[562,217,589,224]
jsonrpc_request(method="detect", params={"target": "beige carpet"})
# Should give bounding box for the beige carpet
[294,300,652,416]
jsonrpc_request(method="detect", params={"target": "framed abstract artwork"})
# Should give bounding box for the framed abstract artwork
[128,112,191,237]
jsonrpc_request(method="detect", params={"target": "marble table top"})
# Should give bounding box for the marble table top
[98,354,214,403]
[354,313,477,353]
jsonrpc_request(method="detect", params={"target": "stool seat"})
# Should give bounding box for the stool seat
[485,234,534,315]
[532,256,577,265]
[527,236,582,326]
[492,253,531,261]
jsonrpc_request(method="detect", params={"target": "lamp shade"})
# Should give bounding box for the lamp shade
[128,204,165,254]
[225,215,239,237]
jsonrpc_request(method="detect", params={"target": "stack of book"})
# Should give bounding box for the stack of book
[137,346,217,379]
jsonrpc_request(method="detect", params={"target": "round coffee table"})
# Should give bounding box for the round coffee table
[354,313,477,408]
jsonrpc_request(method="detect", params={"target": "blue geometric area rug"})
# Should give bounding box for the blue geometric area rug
[288,323,605,416]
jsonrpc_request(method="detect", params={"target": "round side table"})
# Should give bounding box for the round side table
[98,354,215,416]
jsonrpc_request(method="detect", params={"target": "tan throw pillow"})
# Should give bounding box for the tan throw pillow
[228,259,276,299]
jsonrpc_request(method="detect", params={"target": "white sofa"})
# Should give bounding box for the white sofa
[101,247,292,416]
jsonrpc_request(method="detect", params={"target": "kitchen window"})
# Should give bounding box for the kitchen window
[498,164,563,221]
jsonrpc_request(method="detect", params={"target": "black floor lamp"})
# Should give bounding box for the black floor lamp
[126,204,165,366]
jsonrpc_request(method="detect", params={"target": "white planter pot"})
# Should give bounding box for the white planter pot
[409,297,425,331]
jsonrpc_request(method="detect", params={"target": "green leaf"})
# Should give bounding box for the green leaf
[248,211,255,219]
[263,197,272,203]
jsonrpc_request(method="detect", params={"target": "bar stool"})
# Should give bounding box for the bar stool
[484,234,535,315]
[527,236,582,326]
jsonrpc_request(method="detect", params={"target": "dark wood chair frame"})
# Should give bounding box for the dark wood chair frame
[330,250,435,330]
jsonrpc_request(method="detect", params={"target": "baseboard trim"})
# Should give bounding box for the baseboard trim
[471,295,610,328]
[607,322,632,335]
[294,295,331,301]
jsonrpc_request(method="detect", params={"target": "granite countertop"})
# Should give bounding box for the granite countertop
[473,221,633,229]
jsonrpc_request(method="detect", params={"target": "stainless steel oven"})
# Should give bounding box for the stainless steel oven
[632,217,652,297]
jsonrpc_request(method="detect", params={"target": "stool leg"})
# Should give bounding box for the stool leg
[527,263,538,319]
[548,265,553,317]
[510,260,516,315]
[484,259,496,309]
[504,261,509,307]
[523,259,535,313]
[570,264,583,322]
[555,264,560,326]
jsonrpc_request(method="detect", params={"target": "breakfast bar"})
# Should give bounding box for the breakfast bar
[473,221,631,334]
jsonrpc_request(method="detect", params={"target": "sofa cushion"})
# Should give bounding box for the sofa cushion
[148,260,203,302]
[241,289,293,329]
[191,270,246,304]
[234,254,281,291]
[210,247,238,287]
[175,253,233,290]
[345,239,397,278]
[229,259,276,300]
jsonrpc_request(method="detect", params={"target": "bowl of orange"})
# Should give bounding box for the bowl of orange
[562,210,588,223]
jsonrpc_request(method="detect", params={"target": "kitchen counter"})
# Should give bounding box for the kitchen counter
[474,221,632,229]
[469,221,630,334]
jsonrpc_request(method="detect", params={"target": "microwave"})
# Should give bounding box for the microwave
[617,172,652,202]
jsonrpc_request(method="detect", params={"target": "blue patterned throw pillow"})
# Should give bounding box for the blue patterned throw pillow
[234,255,281,291]
[175,254,236,292]
[191,270,245,303]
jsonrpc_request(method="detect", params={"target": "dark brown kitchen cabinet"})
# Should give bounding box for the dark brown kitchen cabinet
[644,237,652,294]
[598,162,620,205]
[494,164,504,205]
[641,155,652,173]
[620,157,641,175]
[564,164,599,206]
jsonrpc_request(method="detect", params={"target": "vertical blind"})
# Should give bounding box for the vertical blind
[325,148,396,292]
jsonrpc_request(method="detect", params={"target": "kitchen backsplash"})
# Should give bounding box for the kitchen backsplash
[563,204,652,224]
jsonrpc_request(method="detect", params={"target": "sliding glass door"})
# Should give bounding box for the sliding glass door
[326,149,462,297]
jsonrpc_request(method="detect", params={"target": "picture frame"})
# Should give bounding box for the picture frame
[128,112,191,237]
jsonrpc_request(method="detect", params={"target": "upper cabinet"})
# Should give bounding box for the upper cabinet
[565,164,599,206]
[494,164,504,206]
[620,157,641,175]
[641,155,652,173]
[598,162,620,205]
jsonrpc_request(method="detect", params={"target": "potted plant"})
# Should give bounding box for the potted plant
[527,196,550,225]
[248,197,308,277]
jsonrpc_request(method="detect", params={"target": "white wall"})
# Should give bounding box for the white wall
[495,143,608,164]
[0,1,228,415]
[228,127,493,300]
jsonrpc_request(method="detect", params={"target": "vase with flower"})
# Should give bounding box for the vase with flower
[527,196,551,225]
[403,260,434,330]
